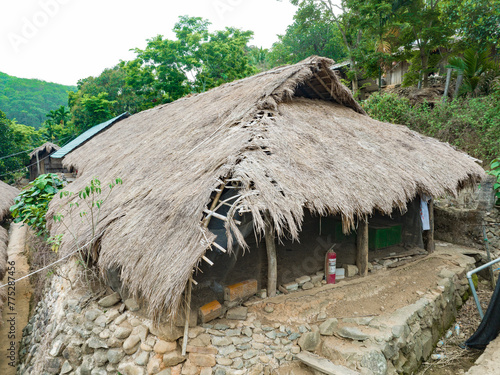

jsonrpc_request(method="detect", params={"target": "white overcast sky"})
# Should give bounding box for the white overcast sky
[0,0,297,86]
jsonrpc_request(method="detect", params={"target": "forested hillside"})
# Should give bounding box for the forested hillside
[0,72,75,129]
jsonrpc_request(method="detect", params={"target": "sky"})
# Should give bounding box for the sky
[0,0,297,86]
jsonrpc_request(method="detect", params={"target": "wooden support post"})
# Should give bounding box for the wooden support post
[36,152,40,177]
[265,217,277,298]
[356,217,369,277]
[425,198,435,253]
[181,277,192,356]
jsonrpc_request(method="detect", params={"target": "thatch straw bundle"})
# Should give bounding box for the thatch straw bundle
[29,142,60,159]
[0,181,19,223]
[48,56,484,320]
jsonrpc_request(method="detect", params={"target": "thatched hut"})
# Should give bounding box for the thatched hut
[28,142,63,180]
[0,180,19,325]
[48,56,484,323]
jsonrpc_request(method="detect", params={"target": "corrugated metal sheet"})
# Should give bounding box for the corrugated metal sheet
[51,112,130,159]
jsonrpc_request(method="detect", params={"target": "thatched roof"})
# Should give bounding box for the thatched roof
[0,181,19,223]
[48,56,484,320]
[29,142,60,159]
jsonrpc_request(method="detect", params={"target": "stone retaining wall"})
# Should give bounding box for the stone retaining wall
[18,249,477,375]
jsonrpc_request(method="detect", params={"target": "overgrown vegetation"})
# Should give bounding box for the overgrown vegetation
[9,174,65,237]
[362,91,500,163]
[52,177,122,270]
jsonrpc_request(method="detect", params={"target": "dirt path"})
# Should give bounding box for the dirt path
[0,224,32,375]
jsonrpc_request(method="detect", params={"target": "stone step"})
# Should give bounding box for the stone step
[295,351,360,375]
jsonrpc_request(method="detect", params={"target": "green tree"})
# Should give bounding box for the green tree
[442,0,500,50]
[270,1,347,66]
[397,0,454,87]
[447,48,499,97]
[69,92,117,133]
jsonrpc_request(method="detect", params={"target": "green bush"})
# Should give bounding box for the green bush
[363,92,500,163]
[10,174,65,236]
[361,92,412,124]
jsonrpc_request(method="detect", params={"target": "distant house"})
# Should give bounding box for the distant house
[331,59,410,97]
[29,142,64,180]
[30,113,130,181]
[50,113,130,168]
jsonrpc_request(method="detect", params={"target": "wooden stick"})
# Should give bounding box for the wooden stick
[211,241,227,253]
[356,216,369,277]
[202,256,214,266]
[265,216,278,297]
[191,279,198,285]
[203,209,241,225]
[181,277,192,356]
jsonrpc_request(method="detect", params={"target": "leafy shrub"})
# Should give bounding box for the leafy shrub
[361,92,412,124]
[363,92,500,163]
[10,174,65,236]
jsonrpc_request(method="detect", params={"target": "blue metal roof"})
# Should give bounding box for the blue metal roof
[51,112,130,159]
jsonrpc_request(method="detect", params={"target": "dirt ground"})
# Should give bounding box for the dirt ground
[248,243,476,326]
[0,224,32,375]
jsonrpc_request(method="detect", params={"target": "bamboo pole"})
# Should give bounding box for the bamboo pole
[265,215,277,297]
[356,216,369,277]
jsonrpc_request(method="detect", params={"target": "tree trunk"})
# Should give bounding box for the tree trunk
[421,50,429,88]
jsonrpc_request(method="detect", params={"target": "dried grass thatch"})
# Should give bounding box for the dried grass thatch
[0,181,19,223]
[29,142,60,159]
[48,56,485,320]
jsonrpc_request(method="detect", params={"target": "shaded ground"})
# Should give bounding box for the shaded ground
[248,242,477,326]
[0,224,31,375]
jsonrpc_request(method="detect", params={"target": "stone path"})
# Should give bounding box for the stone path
[0,224,31,375]
[466,335,500,375]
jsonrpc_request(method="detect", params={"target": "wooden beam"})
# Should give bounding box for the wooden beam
[265,216,277,298]
[314,73,333,98]
[425,198,435,253]
[356,216,369,277]
[305,80,327,100]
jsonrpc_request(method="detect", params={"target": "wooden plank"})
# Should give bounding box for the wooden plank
[356,217,369,277]
[425,198,435,253]
[265,217,278,298]
[295,352,360,375]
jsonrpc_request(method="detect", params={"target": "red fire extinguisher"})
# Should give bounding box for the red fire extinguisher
[325,246,337,284]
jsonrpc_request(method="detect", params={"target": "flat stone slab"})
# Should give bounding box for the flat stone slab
[296,352,360,375]
[98,292,121,308]
[226,306,248,320]
[338,326,369,341]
